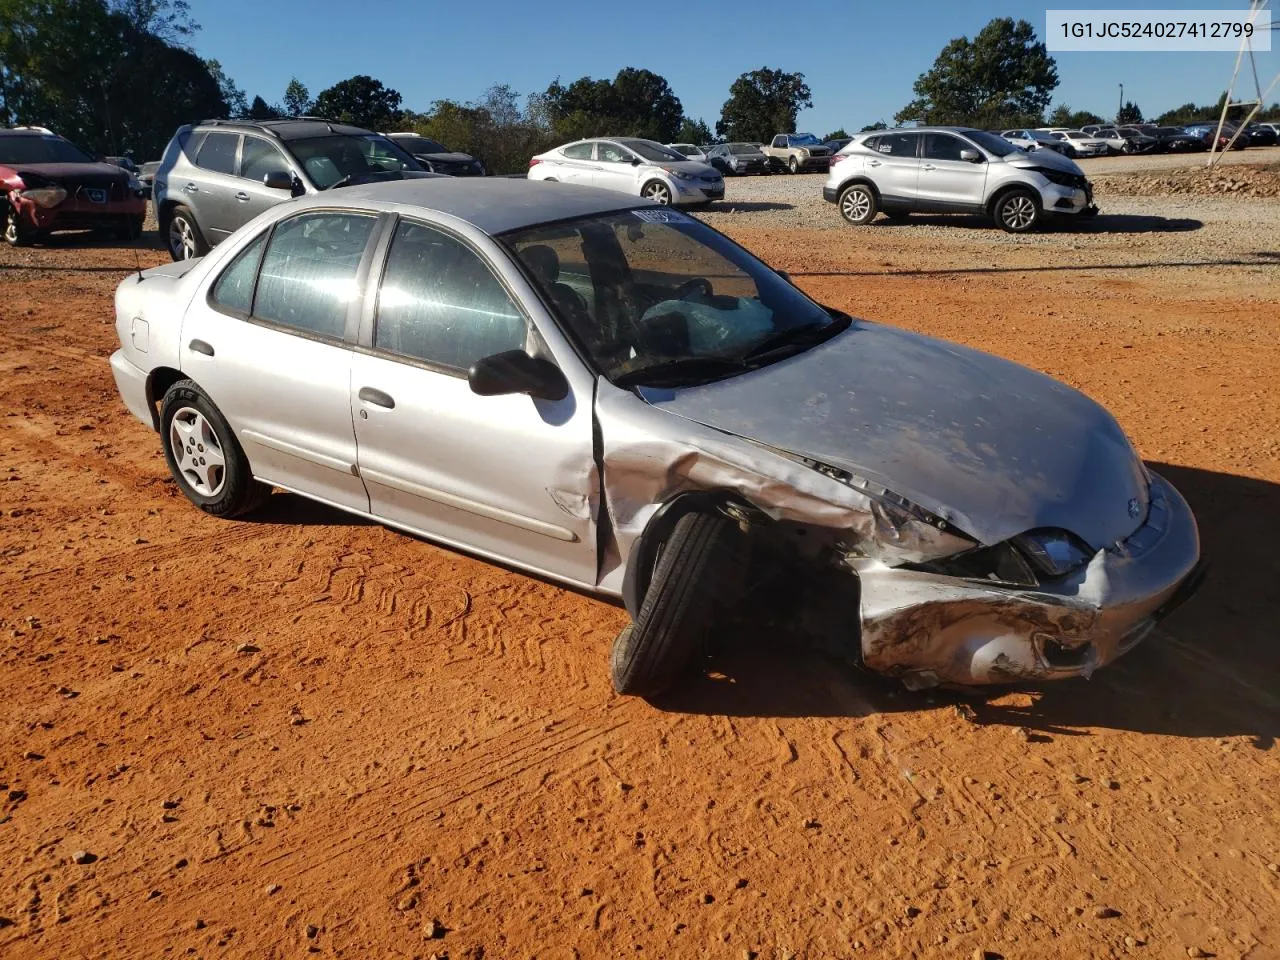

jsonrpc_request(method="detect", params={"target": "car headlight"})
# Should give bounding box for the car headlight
[18,186,67,209]
[127,176,145,193]
[798,149,810,157]
[1030,167,1079,188]
[665,168,698,181]
[1012,529,1093,577]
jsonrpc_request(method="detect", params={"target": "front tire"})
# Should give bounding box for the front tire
[610,511,741,698]
[641,180,673,205]
[4,205,36,247]
[994,188,1040,233]
[788,156,799,174]
[115,216,145,242]
[166,204,208,262]
[160,380,268,518]
[838,183,878,225]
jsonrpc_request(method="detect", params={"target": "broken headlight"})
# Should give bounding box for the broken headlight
[1012,529,1094,578]
[18,186,67,209]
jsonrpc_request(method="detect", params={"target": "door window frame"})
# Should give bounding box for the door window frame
[195,131,242,176]
[204,208,389,346]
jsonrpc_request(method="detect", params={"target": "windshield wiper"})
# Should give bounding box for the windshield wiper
[740,314,850,362]
[612,355,749,388]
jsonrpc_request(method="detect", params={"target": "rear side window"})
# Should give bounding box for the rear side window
[562,142,594,160]
[253,213,377,339]
[196,132,239,175]
[881,133,919,157]
[374,220,526,372]
[210,233,267,314]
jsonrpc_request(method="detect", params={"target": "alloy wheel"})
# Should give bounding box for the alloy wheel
[169,216,196,260]
[1001,195,1036,231]
[642,182,672,205]
[841,189,871,222]
[169,406,227,496]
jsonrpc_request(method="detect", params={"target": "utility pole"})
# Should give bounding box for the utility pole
[1117,83,1124,122]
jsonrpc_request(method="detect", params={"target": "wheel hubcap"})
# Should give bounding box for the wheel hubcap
[169,218,195,259]
[170,407,226,496]
[842,190,871,221]
[1003,196,1035,229]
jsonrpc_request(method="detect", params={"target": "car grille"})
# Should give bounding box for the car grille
[71,179,125,202]
[699,174,720,183]
[810,149,830,157]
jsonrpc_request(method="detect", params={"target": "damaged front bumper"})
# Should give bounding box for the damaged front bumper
[854,472,1201,687]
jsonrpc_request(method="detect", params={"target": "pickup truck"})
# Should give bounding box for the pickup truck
[761,133,833,174]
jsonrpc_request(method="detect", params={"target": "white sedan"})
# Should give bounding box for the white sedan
[667,142,708,161]
[1049,130,1111,157]
[528,137,724,207]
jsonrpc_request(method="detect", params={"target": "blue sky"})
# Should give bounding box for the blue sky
[188,0,1276,135]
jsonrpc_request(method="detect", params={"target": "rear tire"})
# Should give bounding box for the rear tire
[610,511,741,698]
[993,188,1040,233]
[837,183,878,225]
[166,204,208,261]
[160,380,269,518]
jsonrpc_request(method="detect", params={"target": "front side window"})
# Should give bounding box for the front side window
[922,133,967,162]
[253,213,376,338]
[503,210,846,388]
[599,142,632,163]
[241,137,289,182]
[210,233,267,314]
[197,132,239,175]
[375,220,526,371]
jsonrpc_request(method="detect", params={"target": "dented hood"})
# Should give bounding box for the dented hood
[637,322,1148,549]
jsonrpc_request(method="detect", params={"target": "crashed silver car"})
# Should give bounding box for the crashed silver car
[108,179,1202,697]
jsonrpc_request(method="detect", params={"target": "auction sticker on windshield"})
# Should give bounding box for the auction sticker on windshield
[633,209,690,224]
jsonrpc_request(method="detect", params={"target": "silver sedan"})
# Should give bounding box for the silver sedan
[109,179,1201,698]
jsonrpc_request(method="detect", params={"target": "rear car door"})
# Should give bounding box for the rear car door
[233,135,298,230]
[555,142,598,185]
[186,131,243,244]
[350,217,598,586]
[180,210,381,511]
[916,132,987,210]
[865,132,921,205]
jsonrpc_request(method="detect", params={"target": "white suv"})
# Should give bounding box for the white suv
[822,126,1097,233]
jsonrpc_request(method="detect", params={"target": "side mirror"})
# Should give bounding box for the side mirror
[959,148,983,163]
[263,169,293,190]
[776,270,794,284]
[630,157,641,166]
[469,350,568,401]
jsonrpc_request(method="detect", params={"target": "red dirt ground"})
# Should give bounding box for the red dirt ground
[1,213,1278,960]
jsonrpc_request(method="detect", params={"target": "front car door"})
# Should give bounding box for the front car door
[916,132,988,210]
[234,135,299,229]
[865,132,921,206]
[350,216,598,587]
[179,209,381,512]
[592,141,640,194]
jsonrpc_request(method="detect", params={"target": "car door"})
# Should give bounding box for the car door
[186,131,243,244]
[234,135,298,229]
[555,141,598,185]
[592,141,640,194]
[865,132,921,205]
[916,132,987,210]
[349,216,598,587]
[180,210,382,512]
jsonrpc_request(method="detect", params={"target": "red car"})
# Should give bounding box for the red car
[2,127,147,246]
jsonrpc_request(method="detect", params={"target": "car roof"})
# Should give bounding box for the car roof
[858,125,984,136]
[316,177,648,234]
[194,118,376,141]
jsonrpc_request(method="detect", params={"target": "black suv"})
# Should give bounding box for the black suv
[153,118,428,261]
[384,133,485,176]
[2,127,148,246]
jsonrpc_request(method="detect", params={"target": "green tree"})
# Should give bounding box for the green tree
[1116,100,1143,125]
[205,58,246,117]
[822,127,850,140]
[541,68,684,141]
[312,74,403,129]
[247,94,281,120]
[1048,104,1103,128]
[109,0,196,42]
[860,120,888,131]
[283,78,310,117]
[716,67,812,142]
[895,18,1058,128]
[676,117,713,144]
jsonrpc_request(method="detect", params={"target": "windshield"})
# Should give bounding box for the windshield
[788,133,823,146]
[621,140,686,162]
[966,131,1018,157]
[502,209,845,387]
[670,144,698,156]
[0,134,94,165]
[289,134,421,188]
[396,136,448,154]
[729,143,761,155]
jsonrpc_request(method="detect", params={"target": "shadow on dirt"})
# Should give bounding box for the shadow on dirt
[0,228,166,260]
[792,257,1277,279]
[658,462,1280,747]
[866,212,1203,233]
[243,490,374,527]
[706,201,795,213]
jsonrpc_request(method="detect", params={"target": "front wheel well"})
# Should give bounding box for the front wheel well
[986,183,1038,217]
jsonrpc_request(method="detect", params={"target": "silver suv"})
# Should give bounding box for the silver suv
[822,126,1097,233]
[153,118,425,261]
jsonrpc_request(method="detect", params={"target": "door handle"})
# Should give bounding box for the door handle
[188,338,214,357]
[182,182,198,194]
[234,191,250,202]
[922,164,937,171]
[867,159,882,167]
[358,386,395,409]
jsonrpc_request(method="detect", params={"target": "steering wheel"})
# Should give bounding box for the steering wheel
[674,277,713,301]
